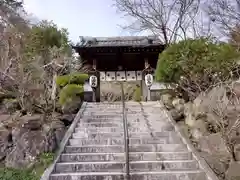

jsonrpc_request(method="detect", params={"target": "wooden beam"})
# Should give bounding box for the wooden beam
[144,58,149,69]
[92,59,96,70]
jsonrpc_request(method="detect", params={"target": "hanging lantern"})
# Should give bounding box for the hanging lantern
[144,73,153,87]
[89,75,98,88]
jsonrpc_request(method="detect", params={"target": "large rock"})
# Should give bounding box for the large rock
[5,113,67,169]
[226,161,240,180]
[191,121,207,140]
[161,94,174,109]
[187,92,210,119]
[198,133,229,156]
[11,114,44,143]
[172,98,185,111]
[177,121,189,138]
[234,144,240,161]
[233,81,240,98]
[0,114,11,127]
[199,151,229,179]
[198,133,231,179]
[183,101,205,128]
[184,87,228,130]
[183,102,193,117]
[62,99,82,114]
[170,109,184,121]
[0,127,11,160]
[50,120,66,146]
[19,114,43,130]
[5,130,51,168]
[2,99,20,113]
[185,113,195,127]
[189,119,209,140]
[43,113,66,148]
[60,114,75,126]
[0,112,22,130]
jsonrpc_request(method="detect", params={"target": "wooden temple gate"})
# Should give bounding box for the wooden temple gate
[72,36,165,102]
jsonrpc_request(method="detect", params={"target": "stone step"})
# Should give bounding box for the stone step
[77,121,172,126]
[80,116,169,122]
[75,127,133,133]
[82,113,122,117]
[75,125,174,132]
[54,160,199,173]
[84,109,123,111]
[84,107,122,109]
[77,122,124,128]
[64,144,188,153]
[79,118,123,123]
[72,131,178,139]
[69,136,182,146]
[85,104,122,107]
[50,171,207,180]
[79,118,157,122]
[60,152,193,162]
[82,114,152,118]
[76,123,174,131]
[78,120,169,126]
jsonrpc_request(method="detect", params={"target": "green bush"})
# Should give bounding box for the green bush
[56,73,88,87]
[0,168,37,180]
[156,38,239,83]
[59,84,83,106]
[155,38,240,99]
[0,153,54,180]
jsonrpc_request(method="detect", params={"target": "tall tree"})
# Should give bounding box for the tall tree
[24,20,71,62]
[0,0,26,29]
[113,0,203,44]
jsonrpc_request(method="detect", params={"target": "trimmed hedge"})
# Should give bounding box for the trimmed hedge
[56,73,88,106]
[56,73,88,87]
[58,84,84,106]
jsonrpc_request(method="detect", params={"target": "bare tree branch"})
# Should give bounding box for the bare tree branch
[113,0,203,44]
[207,0,240,37]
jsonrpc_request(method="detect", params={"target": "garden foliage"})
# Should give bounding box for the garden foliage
[155,38,240,99]
[56,73,88,106]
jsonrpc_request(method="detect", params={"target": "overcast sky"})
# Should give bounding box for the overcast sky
[23,0,133,43]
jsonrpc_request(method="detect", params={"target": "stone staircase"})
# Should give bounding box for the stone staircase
[46,101,218,180]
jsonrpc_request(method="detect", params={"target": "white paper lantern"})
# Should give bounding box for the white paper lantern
[145,74,153,87]
[89,75,98,88]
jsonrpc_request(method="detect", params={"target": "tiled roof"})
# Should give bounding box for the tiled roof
[75,36,163,48]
